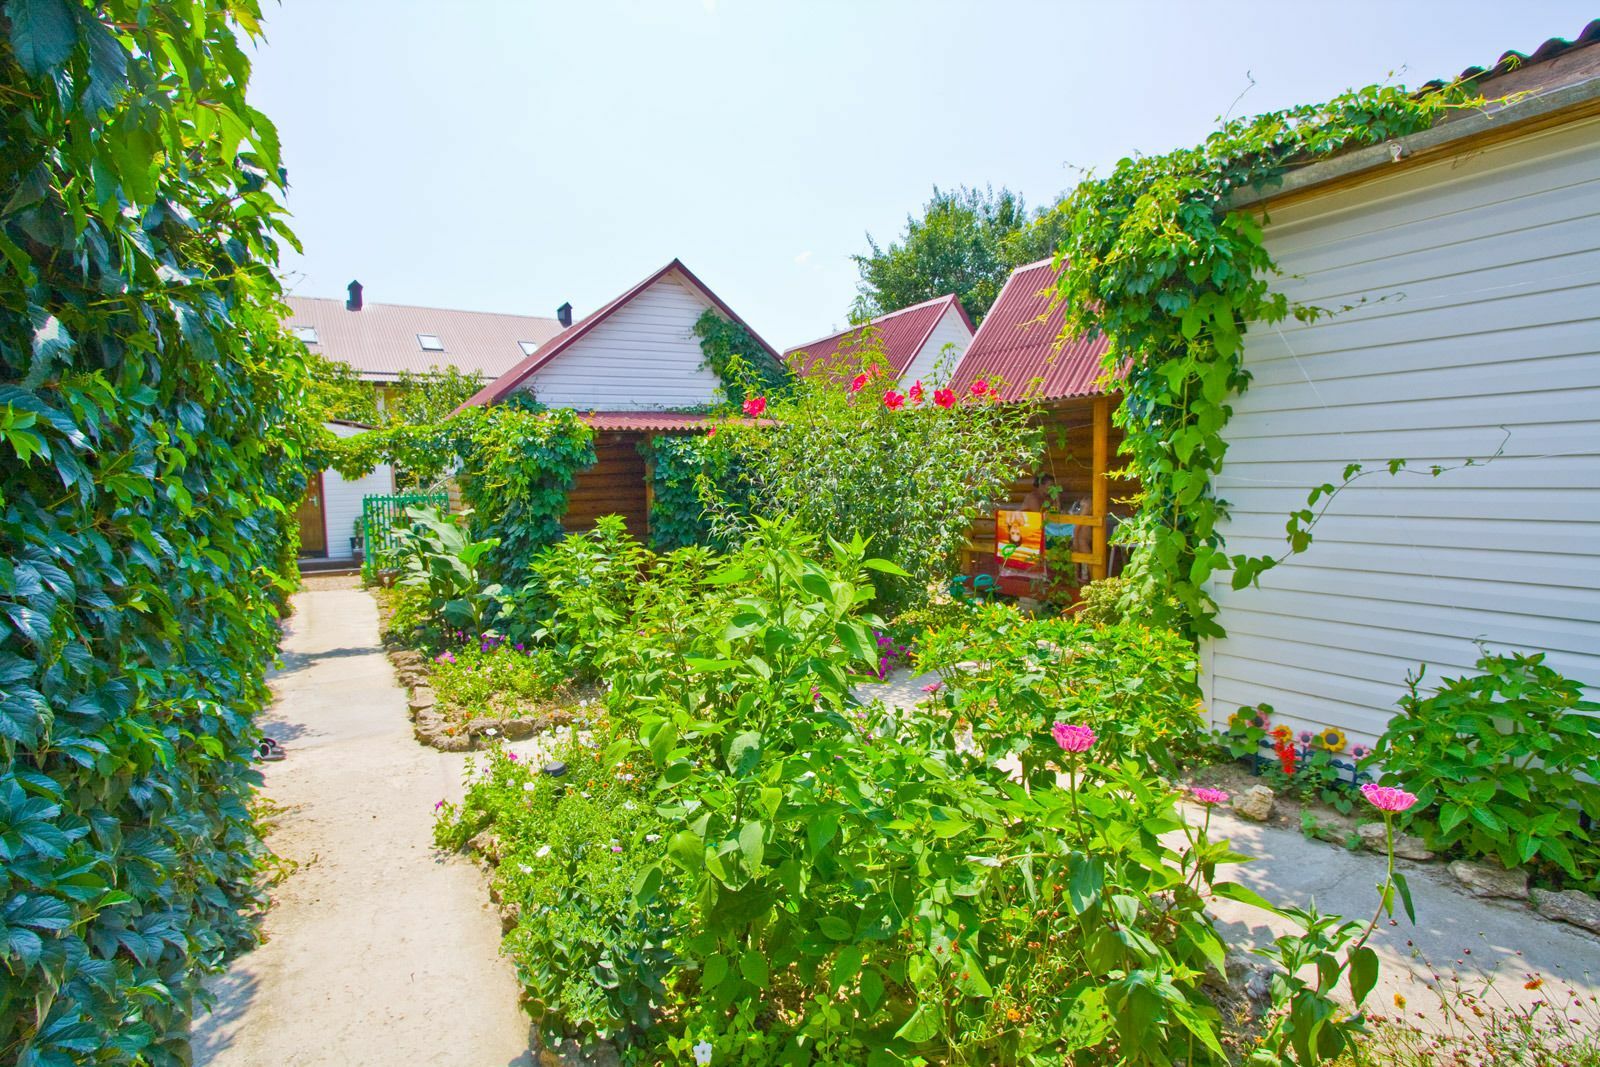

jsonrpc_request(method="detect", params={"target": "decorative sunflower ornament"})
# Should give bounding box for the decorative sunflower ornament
[1317,726,1347,753]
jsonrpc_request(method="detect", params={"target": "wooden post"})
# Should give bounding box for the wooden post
[1090,397,1109,582]
[643,433,656,542]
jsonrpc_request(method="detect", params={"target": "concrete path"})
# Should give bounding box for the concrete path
[860,668,1600,1023]
[193,582,532,1067]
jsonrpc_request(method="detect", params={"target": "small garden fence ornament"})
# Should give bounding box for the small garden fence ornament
[361,491,448,579]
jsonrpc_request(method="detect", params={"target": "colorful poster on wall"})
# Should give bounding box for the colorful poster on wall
[995,509,1044,575]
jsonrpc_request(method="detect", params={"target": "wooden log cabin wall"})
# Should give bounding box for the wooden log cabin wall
[562,430,652,536]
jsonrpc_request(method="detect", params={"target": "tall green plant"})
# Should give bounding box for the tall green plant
[393,507,504,639]
[0,3,307,1061]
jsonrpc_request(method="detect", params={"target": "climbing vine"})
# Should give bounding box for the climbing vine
[692,307,790,407]
[0,3,312,1062]
[1053,80,1483,637]
[322,403,595,581]
[641,433,750,551]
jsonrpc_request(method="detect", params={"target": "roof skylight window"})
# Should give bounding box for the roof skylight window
[417,333,445,351]
[518,340,539,356]
[292,325,318,344]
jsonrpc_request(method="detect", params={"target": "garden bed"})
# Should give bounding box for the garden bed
[375,586,598,752]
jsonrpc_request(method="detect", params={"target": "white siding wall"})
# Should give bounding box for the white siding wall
[320,422,394,562]
[1201,116,1600,742]
[524,274,724,409]
[902,304,974,384]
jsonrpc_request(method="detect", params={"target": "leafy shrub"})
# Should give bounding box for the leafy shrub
[510,516,651,675]
[887,598,978,648]
[0,5,308,1061]
[379,583,438,649]
[442,521,1389,1065]
[393,506,504,639]
[1368,651,1600,889]
[437,739,675,1046]
[707,337,1041,613]
[918,605,1207,774]
[430,643,567,722]
[1074,576,1127,626]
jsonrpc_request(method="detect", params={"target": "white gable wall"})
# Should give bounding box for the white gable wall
[524,274,724,409]
[319,422,395,562]
[901,304,974,385]
[1200,115,1600,742]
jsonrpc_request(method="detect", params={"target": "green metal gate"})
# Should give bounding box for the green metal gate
[361,492,448,578]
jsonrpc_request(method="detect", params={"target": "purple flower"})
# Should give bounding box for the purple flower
[434,799,445,811]
[435,651,456,665]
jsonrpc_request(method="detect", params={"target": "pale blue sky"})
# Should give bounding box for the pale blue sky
[249,1,1593,348]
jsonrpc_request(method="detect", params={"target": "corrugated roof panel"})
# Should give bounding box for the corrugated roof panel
[784,294,969,379]
[947,260,1116,402]
[284,295,563,381]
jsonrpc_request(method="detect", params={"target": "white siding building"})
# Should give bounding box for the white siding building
[305,421,394,563]
[1201,91,1600,740]
[467,259,780,412]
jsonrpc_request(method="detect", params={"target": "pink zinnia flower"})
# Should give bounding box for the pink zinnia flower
[921,681,943,694]
[849,373,869,394]
[1361,783,1418,814]
[883,389,905,410]
[970,379,990,397]
[933,388,956,409]
[1192,787,1230,806]
[742,396,767,418]
[1051,722,1096,753]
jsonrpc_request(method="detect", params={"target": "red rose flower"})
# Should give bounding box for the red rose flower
[933,388,956,409]
[882,389,905,410]
[742,396,767,417]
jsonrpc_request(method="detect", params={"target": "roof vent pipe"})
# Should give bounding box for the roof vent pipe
[557,301,572,328]
[346,280,363,311]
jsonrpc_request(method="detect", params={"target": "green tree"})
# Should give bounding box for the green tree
[852,185,1067,324]
[0,1,309,1061]
[388,364,486,425]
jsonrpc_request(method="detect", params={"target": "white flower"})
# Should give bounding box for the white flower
[484,727,498,737]
[522,781,537,792]
[692,1040,713,1065]
[535,845,551,859]
[581,791,591,799]
[645,833,661,843]
[623,801,636,810]
[518,864,532,874]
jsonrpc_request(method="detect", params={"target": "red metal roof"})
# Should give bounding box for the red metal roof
[285,295,563,382]
[783,294,972,379]
[947,260,1116,402]
[460,259,780,410]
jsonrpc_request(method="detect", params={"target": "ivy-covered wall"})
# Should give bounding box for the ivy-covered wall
[1052,82,1476,638]
[0,3,312,1063]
